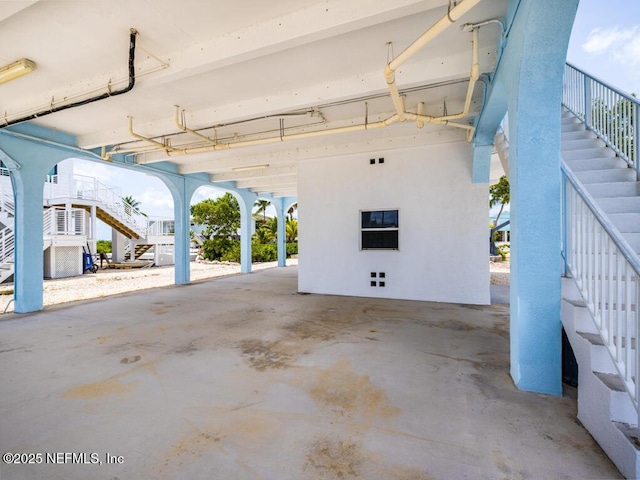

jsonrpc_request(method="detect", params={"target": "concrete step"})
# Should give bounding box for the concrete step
[609,213,640,233]
[597,197,640,214]
[562,130,596,141]
[622,233,640,254]
[564,157,629,172]
[576,169,638,184]
[587,182,640,198]
[562,287,640,478]
[562,115,583,125]
[596,373,638,424]
[562,122,588,133]
[563,147,617,161]
[576,331,619,375]
[562,137,606,151]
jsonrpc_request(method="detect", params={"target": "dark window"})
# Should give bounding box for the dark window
[361,210,399,250]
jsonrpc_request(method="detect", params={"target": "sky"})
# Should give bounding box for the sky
[67,0,639,237]
[566,0,640,95]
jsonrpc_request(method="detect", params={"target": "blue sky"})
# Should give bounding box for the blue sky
[73,0,638,237]
[567,0,640,94]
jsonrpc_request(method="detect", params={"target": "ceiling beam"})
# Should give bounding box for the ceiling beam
[210,165,297,182]
[235,175,297,189]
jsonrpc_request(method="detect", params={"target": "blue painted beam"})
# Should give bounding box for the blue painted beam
[472,144,492,184]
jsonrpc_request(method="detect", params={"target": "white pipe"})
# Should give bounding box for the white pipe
[383,0,481,127]
[439,27,479,121]
[174,106,219,146]
[416,102,425,128]
[131,113,402,159]
[128,0,485,159]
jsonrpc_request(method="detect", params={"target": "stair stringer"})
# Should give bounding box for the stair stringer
[562,278,640,479]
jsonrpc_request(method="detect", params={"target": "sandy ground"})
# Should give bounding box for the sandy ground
[0,259,299,313]
[0,258,508,313]
[490,260,511,286]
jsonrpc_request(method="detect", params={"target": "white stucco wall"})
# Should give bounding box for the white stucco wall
[297,142,489,305]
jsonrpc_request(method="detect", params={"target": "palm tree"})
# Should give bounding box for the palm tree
[287,202,298,220]
[122,195,144,216]
[286,218,298,243]
[253,200,270,222]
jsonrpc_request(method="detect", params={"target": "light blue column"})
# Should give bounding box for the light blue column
[272,197,287,267]
[155,174,201,285]
[12,164,52,312]
[0,144,60,313]
[234,189,257,274]
[471,144,492,184]
[504,0,578,395]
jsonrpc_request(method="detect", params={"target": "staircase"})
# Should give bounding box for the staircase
[560,63,640,478]
[124,243,153,261]
[0,171,155,283]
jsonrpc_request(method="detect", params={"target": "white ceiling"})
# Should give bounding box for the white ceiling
[0,0,508,197]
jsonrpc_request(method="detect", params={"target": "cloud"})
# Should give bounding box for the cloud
[137,187,174,216]
[190,186,224,205]
[582,25,640,57]
[63,158,123,183]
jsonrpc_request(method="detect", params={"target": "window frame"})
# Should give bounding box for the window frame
[360,209,399,251]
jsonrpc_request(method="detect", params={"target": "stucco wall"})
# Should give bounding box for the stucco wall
[297,142,489,304]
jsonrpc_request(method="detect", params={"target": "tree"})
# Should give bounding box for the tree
[591,93,636,162]
[253,199,270,222]
[191,193,240,240]
[286,218,298,243]
[489,175,510,255]
[122,195,145,216]
[287,202,298,220]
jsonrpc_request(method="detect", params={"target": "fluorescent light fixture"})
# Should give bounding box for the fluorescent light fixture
[232,164,269,172]
[0,58,37,85]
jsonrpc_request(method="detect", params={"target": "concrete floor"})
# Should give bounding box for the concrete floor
[0,267,622,479]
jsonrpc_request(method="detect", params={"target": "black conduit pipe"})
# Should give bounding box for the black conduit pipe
[1,28,138,129]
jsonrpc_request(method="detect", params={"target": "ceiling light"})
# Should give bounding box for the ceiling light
[0,58,37,85]
[232,164,269,172]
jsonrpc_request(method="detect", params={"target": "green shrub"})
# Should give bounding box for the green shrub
[286,242,298,257]
[220,242,241,262]
[201,238,298,263]
[96,240,112,254]
[202,237,237,261]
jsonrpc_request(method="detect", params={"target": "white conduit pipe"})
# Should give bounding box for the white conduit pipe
[127,0,482,160]
[384,0,482,124]
[129,114,402,159]
[174,106,219,146]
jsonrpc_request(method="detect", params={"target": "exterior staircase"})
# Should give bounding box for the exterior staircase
[124,243,153,261]
[0,168,166,283]
[559,63,640,479]
[496,63,640,477]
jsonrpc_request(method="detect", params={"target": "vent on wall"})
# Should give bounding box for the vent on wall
[370,272,386,287]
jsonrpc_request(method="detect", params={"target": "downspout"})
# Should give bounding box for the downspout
[1,29,139,129]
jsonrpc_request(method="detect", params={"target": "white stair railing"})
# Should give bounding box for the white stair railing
[562,62,640,419]
[563,165,640,413]
[43,207,87,236]
[0,226,14,265]
[146,217,174,237]
[47,174,148,237]
[564,63,639,177]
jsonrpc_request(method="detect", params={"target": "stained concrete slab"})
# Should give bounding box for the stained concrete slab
[0,267,622,479]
